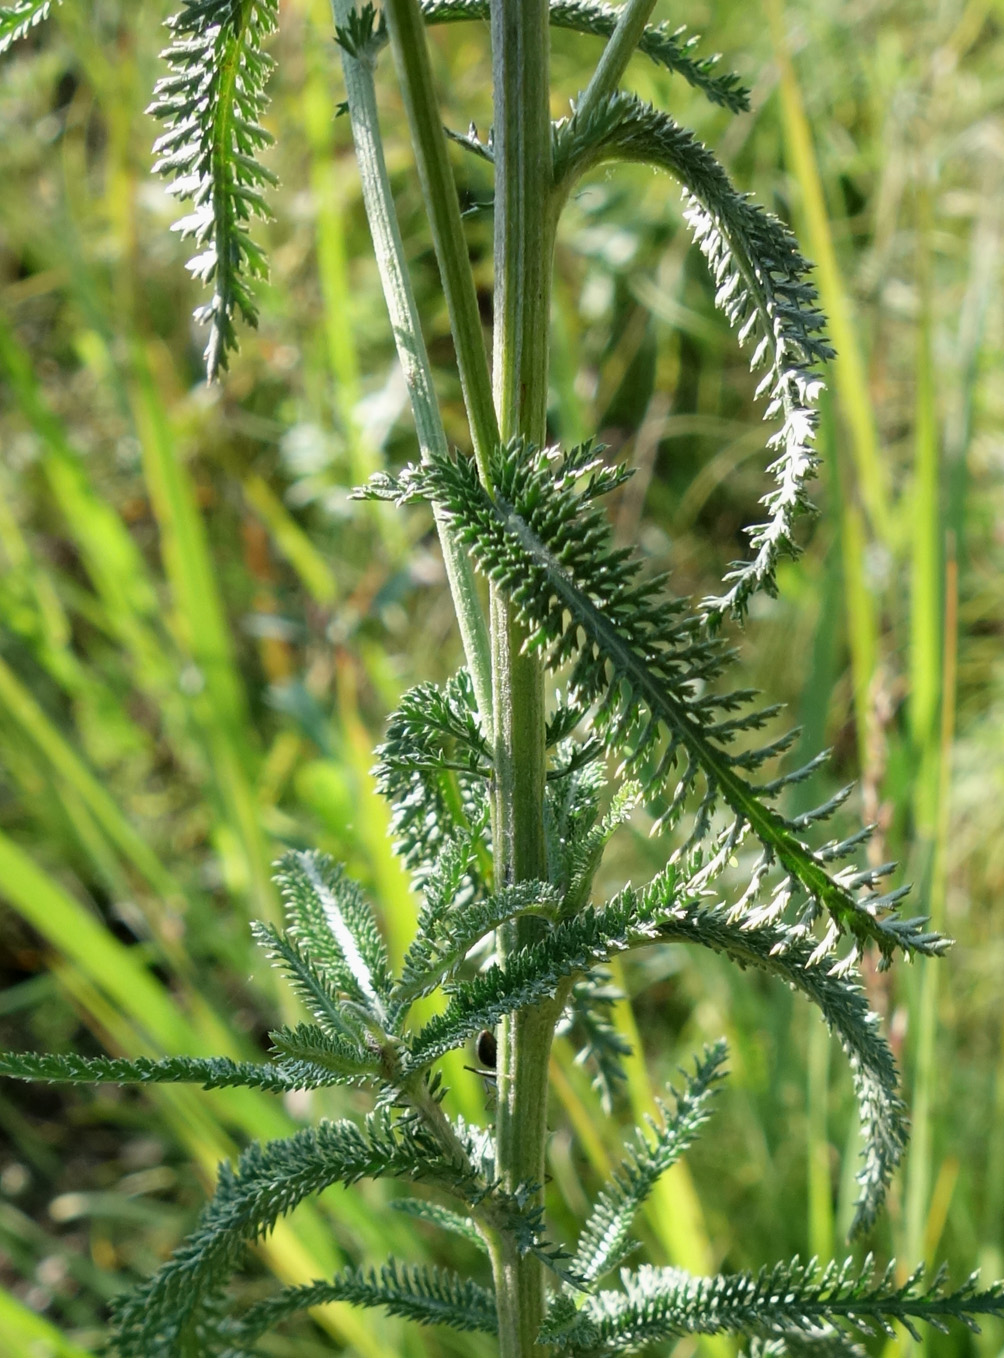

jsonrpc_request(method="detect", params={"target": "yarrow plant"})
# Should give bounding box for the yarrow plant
[1,1,1001,1355]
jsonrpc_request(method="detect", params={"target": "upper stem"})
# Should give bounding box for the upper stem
[331,7,493,732]
[574,0,659,124]
[382,0,500,489]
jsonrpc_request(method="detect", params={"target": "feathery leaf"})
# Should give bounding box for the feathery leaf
[557,971,633,1113]
[554,91,833,618]
[110,1111,480,1357]
[224,1260,497,1342]
[0,0,57,52]
[573,1041,727,1284]
[404,886,670,1071]
[273,850,394,1021]
[0,1048,334,1093]
[396,878,561,1005]
[632,869,908,1234]
[374,669,492,887]
[148,0,278,379]
[392,438,948,968]
[267,1023,384,1086]
[544,1257,1004,1354]
[391,1197,487,1250]
[420,0,750,113]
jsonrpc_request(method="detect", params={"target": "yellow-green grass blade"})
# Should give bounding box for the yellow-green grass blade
[606,960,729,1358]
[242,472,339,607]
[0,655,186,919]
[764,0,894,548]
[0,834,399,1356]
[302,0,373,484]
[127,346,277,924]
[789,514,843,1263]
[901,200,952,1289]
[816,386,878,768]
[0,463,75,670]
[908,197,944,836]
[0,322,178,721]
[0,1288,98,1358]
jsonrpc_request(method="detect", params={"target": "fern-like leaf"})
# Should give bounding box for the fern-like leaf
[391,1197,487,1250]
[554,92,833,618]
[110,1111,480,1357]
[273,851,394,1023]
[148,0,278,379]
[742,1330,869,1358]
[420,0,749,113]
[628,868,907,1234]
[251,921,371,1045]
[544,1258,1004,1354]
[267,1022,384,1085]
[404,887,665,1071]
[0,0,56,52]
[573,1041,727,1284]
[396,878,560,1005]
[374,668,492,886]
[0,1048,335,1092]
[223,1260,497,1343]
[391,439,948,967]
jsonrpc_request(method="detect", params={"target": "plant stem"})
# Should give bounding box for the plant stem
[488,0,552,890]
[331,4,494,734]
[382,0,500,488]
[574,0,658,123]
[489,3,554,1354]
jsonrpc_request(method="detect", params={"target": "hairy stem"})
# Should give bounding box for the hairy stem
[574,0,659,123]
[382,0,499,487]
[489,3,555,1355]
[331,3,493,732]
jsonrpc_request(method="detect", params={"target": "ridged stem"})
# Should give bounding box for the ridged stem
[574,0,658,122]
[381,0,500,488]
[331,7,493,735]
[489,4,555,1355]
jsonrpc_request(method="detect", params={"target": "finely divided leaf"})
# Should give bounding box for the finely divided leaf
[148,0,279,378]
[396,878,560,1004]
[375,669,492,887]
[400,439,947,967]
[273,850,394,1022]
[110,1111,480,1357]
[573,1042,727,1283]
[420,0,750,113]
[0,0,58,53]
[629,870,908,1234]
[553,92,832,619]
[405,887,667,1071]
[546,1258,1004,1355]
[391,1198,487,1250]
[223,1260,497,1343]
[0,1048,333,1093]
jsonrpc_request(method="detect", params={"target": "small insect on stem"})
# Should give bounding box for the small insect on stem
[476,1028,497,1071]
[465,1028,497,1099]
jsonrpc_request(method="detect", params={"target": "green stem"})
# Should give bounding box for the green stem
[381,0,500,487]
[489,3,555,1355]
[574,0,658,123]
[331,4,493,735]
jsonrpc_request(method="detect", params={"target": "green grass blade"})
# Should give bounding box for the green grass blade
[765,0,893,547]
[0,1287,97,1358]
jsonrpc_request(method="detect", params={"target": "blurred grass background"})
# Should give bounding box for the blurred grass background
[0,0,1001,1354]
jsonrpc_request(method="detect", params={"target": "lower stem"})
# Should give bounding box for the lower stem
[492,999,562,1358]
